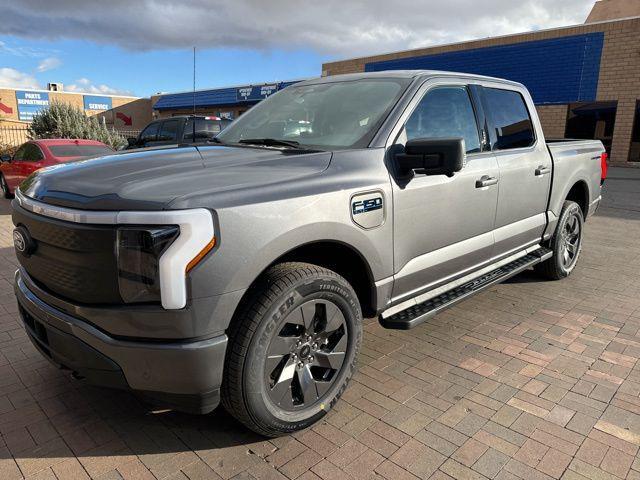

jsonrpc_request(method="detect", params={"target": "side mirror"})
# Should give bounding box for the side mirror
[127,137,138,147]
[0,154,11,163]
[395,138,465,177]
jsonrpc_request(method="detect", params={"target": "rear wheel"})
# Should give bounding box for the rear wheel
[535,200,584,280]
[222,262,362,437]
[0,174,12,199]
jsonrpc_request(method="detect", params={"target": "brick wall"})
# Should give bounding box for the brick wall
[323,17,640,163]
[537,105,569,139]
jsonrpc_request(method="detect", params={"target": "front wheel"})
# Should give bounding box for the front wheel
[535,200,584,280]
[0,174,12,199]
[222,262,362,437]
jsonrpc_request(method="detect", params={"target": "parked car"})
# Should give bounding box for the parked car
[125,115,232,149]
[1,139,114,198]
[11,71,606,436]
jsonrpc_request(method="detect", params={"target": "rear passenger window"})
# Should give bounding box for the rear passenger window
[405,86,481,154]
[484,88,535,150]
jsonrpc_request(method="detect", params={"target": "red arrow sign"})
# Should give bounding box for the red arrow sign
[0,102,13,114]
[116,112,132,126]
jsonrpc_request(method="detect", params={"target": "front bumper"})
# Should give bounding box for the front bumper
[15,270,227,414]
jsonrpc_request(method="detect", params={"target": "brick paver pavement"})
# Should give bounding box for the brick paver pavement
[1,168,640,479]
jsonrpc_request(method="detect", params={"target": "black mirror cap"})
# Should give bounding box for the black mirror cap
[397,138,465,177]
[126,137,138,146]
[0,154,11,163]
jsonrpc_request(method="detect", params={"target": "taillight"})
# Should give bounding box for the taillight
[600,152,608,184]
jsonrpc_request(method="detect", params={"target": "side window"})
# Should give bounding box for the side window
[140,123,160,143]
[157,120,179,141]
[22,144,44,161]
[405,86,481,154]
[184,119,222,140]
[484,88,535,150]
[13,145,27,161]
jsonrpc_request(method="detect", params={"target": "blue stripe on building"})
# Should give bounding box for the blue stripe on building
[365,33,605,105]
[154,81,301,110]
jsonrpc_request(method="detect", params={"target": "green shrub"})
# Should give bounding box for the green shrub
[28,102,127,150]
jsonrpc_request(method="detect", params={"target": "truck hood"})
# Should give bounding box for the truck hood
[19,145,332,210]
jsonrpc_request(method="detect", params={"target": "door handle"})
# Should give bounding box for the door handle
[535,166,551,176]
[475,175,498,188]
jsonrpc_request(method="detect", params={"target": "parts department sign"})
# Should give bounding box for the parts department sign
[16,91,49,121]
[236,83,279,102]
[83,95,112,111]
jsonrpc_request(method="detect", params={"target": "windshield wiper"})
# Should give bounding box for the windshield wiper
[238,138,303,149]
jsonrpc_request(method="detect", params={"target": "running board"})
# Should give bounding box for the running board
[379,247,552,330]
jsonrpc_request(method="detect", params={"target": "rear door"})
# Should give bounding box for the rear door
[11,143,45,190]
[481,85,551,257]
[390,80,499,303]
[3,144,26,190]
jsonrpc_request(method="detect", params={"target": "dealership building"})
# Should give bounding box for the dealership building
[323,0,640,165]
[0,84,151,130]
[151,80,302,120]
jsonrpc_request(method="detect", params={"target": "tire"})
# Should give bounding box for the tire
[535,200,584,280]
[0,174,12,199]
[222,262,362,437]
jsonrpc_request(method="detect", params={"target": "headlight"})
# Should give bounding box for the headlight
[117,226,180,303]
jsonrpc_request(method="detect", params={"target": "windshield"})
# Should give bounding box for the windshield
[217,78,410,150]
[49,144,113,158]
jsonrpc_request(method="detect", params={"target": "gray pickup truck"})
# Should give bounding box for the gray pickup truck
[11,70,605,436]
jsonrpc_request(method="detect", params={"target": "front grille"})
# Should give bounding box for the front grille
[12,204,122,304]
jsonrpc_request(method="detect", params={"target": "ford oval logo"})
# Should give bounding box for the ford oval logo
[13,226,36,257]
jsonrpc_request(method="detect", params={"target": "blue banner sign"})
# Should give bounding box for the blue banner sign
[16,91,50,121]
[83,95,112,111]
[236,83,279,102]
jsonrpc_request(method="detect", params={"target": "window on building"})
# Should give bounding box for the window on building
[404,86,481,154]
[565,101,617,156]
[484,88,535,150]
[630,101,640,162]
[158,120,179,141]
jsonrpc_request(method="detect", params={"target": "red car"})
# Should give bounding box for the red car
[1,139,114,198]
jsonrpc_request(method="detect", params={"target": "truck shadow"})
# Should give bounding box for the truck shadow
[0,374,275,476]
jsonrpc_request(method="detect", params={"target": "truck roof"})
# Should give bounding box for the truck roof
[301,70,524,88]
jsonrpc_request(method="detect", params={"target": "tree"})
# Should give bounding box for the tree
[28,102,127,149]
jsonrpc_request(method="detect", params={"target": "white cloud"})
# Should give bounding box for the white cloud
[36,56,62,72]
[0,0,595,57]
[0,67,40,89]
[0,40,59,58]
[65,78,131,95]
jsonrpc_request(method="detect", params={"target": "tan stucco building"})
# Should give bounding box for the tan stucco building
[0,86,151,131]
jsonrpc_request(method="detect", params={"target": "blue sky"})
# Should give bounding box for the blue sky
[0,1,592,98]
[0,36,326,96]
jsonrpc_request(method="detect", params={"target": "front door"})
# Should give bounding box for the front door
[390,82,499,304]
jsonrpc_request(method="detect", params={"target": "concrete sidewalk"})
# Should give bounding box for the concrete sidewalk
[0,168,639,479]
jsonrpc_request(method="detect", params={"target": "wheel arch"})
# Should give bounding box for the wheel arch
[565,180,589,219]
[231,240,378,322]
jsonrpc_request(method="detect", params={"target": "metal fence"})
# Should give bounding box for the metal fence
[0,125,141,154]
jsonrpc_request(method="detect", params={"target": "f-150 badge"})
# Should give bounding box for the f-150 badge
[351,192,385,229]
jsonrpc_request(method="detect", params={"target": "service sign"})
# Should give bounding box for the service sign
[16,91,49,121]
[83,95,112,111]
[236,83,279,102]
